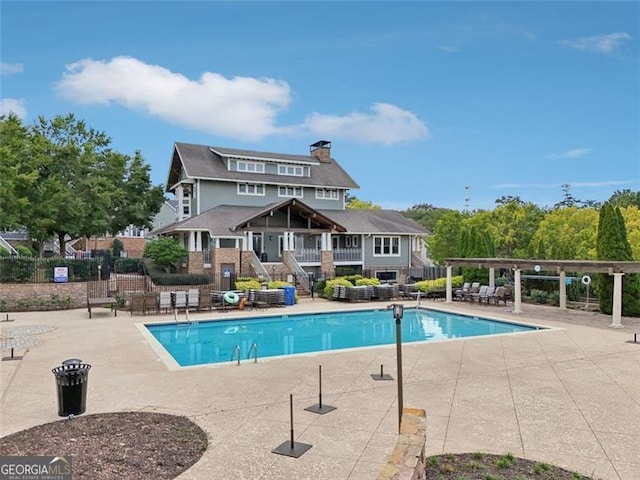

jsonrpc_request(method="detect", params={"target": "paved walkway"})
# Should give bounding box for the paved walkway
[1,299,638,479]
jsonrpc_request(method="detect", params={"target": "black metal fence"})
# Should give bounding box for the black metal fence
[0,256,107,284]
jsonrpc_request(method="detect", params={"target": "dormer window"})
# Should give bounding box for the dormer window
[278,165,304,177]
[237,161,264,173]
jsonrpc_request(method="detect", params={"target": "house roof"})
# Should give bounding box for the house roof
[167,142,360,191]
[318,209,428,235]
[152,202,427,238]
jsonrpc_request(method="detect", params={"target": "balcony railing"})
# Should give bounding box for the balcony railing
[291,248,363,263]
[293,248,321,263]
[333,248,362,262]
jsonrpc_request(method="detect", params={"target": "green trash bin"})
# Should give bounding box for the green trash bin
[52,359,91,416]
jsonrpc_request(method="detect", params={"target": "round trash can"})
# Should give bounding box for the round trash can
[52,359,91,416]
[282,285,296,306]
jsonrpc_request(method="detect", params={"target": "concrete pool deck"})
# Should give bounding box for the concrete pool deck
[1,299,639,479]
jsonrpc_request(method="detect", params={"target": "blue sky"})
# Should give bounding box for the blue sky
[1,1,638,211]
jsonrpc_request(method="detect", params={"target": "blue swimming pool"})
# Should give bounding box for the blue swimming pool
[145,308,542,367]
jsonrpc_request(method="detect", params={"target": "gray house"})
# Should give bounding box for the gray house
[153,140,428,289]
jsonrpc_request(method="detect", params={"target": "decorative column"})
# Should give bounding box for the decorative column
[445,265,453,303]
[559,270,567,309]
[189,231,196,251]
[609,272,624,328]
[489,268,495,288]
[513,267,522,314]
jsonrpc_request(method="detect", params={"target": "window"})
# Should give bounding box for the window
[278,185,303,198]
[373,236,400,256]
[278,165,304,176]
[237,161,265,173]
[316,188,339,200]
[345,235,359,248]
[237,183,265,196]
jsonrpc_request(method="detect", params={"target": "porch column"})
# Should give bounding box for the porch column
[489,267,495,288]
[513,267,522,314]
[320,233,327,251]
[188,232,196,251]
[559,270,567,309]
[246,231,253,251]
[609,272,624,328]
[445,265,453,303]
[197,231,203,252]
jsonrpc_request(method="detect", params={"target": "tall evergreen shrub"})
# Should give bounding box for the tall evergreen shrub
[596,204,640,316]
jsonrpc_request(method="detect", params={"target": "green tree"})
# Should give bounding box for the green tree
[607,189,640,208]
[596,204,640,315]
[0,114,38,229]
[402,203,454,233]
[143,237,187,273]
[621,206,640,260]
[426,211,466,264]
[345,196,381,209]
[2,114,164,255]
[492,198,545,257]
[530,207,598,260]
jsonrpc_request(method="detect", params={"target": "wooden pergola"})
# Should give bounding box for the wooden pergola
[443,258,640,328]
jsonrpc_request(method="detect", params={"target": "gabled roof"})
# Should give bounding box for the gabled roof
[152,202,427,238]
[166,142,359,191]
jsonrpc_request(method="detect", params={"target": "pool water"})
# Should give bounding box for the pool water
[145,308,542,367]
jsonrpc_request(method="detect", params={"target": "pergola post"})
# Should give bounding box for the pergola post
[609,272,624,328]
[445,266,453,303]
[513,267,522,314]
[489,267,495,288]
[559,270,567,309]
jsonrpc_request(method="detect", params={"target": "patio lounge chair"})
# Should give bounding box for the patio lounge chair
[129,293,146,316]
[479,286,495,304]
[159,291,172,313]
[144,291,159,315]
[198,289,212,311]
[174,291,187,311]
[187,289,199,310]
[491,286,508,306]
[454,282,470,301]
[463,282,481,301]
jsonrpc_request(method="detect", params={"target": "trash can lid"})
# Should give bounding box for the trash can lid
[62,358,82,366]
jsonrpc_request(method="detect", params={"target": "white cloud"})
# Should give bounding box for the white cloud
[0,98,27,118]
[547,147,591,159]
[559,32,632,54]
[1,62,24,75]
[55,56,292,142]
[491,180,630,189]
[301,103,430,145]
[55,56,429,145]
[438,45,460,53]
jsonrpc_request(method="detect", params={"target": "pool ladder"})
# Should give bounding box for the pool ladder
[247,342,258,363]
[230,343,258,366]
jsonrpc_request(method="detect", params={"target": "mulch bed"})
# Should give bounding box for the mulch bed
[426,452,595,480]
[0,412,207,480]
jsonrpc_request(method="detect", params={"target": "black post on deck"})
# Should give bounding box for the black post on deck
[272,394,312,458]
[305,365,336,414]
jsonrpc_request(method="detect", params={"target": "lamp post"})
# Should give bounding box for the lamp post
[392,303,404,433]
[98,264,102,281]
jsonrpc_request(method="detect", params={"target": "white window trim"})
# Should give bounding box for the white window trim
[373,235,401,257]
[278,185,303,198]
[315,188,339,200]
[237,182,265,196]
[236,160,265,174]
[278,164,304,177]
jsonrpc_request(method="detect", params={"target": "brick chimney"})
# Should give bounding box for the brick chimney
[310,140,331,163]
